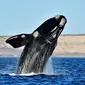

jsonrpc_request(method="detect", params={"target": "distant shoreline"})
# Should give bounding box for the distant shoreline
[0,53,85,58]
[52,53,85,58]
[0,35,85,57]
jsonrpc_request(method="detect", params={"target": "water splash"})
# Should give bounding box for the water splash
[43,58,53,75]
[9,72,37,76]
[9,58,54,76]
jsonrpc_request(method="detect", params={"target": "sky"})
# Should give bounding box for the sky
[0,0,85,35]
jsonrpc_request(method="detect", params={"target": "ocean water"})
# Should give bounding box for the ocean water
[0,57,85,85]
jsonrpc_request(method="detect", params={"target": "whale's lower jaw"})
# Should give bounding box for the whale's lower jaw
[16,33,58,74]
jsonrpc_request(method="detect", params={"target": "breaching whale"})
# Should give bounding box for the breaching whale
[6,15,67,74]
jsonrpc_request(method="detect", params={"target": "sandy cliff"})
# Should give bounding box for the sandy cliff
[0,35,85,57]
[53,35,85,57]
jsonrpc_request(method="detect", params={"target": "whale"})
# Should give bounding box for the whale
[6,15,67,74]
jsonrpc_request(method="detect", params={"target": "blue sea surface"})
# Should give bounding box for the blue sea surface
[0,57,85,85]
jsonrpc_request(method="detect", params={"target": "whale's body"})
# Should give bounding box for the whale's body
[6,15,67,74]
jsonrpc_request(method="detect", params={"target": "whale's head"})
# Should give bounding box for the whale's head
[33,15,67,39]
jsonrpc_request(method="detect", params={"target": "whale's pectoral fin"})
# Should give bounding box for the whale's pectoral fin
[6,34,31,48]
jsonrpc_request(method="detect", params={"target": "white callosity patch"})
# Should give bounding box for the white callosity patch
[59,18,66,27]
[21,35,25,38]
[55,15,60,20]
[33,31,39,38]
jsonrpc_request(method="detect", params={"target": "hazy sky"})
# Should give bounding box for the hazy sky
[0,0,85,35]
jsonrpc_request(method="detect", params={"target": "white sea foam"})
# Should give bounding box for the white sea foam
[9,72,38,76]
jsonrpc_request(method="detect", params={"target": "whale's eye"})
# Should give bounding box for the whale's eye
[55,15,60,20]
